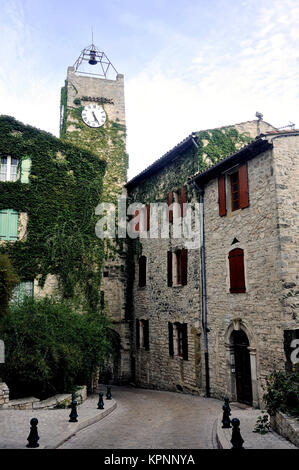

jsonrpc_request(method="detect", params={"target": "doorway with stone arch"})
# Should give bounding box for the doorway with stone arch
[232,329,252,405]
[225,320,259,407]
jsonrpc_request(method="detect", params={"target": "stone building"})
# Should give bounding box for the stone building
[125,120,299,407]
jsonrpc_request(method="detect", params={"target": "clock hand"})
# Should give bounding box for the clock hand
[92,111,99,124]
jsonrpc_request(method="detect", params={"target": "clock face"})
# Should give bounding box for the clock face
[81,104,106,128]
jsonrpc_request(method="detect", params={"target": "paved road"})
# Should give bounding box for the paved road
[59,386,221,449]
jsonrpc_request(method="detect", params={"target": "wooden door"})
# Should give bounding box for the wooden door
[233,330,253,405]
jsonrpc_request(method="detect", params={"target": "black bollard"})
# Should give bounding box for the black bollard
[106,386,112,400]
[222,397,231,428]
[26,418,39,448]
[69,400,78,422]
[231,418,244,449]
[97,392,104,409]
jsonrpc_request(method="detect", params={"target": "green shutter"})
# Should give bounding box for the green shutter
[21,158,31,183]
[0,209,18,240]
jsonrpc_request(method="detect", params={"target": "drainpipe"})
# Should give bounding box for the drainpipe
[192,180,210,397]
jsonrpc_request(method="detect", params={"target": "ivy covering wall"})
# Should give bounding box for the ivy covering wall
[0,116,106,310]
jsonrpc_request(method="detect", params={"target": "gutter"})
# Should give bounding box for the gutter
[190,179,210,398]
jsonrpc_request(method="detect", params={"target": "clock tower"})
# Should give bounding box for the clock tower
[60,43,130,384]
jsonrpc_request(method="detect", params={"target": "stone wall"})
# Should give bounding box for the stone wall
[270,410,299,448]
[0,382,9,407]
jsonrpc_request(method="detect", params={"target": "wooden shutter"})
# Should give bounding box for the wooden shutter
[180,186,187,217]
[168,191,173,222]
[167,251,173,286]
[136,319,140,348]
[168,322,174,357]
[134,210,140,233]
[218,175,226,216]
[0,210,7,240]
[182,323,188,360]
[0,209,18,240]
[143,320,149,351]
[21,158,31,184]
[181,248,188,286]
[146,204,150,231]
[138,256,146,287]
[239,164,249,209]
[229,248,246,293]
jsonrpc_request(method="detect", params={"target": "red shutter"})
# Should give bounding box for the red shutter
[239,163,249,209]
[180,186,187,217]
[218,175,226,216]
[133,209,140,232]
[181,248,188,286]
[146,204,150,231]
[168,192,173,222]
[167,251,173,287]
[229,248,246,293]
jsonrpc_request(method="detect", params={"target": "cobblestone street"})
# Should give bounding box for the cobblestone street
[59,387,221,449]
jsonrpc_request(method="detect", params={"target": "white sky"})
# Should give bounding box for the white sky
[0,0,298,180]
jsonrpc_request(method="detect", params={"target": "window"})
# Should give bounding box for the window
[0,156,31,183]
[230,172,240,211]
[138,256,147,287]
[136,319,149,350]
[0,156,18,182]
[167,249,188,286]
[168,322,188,360]
[0,209,18,241]
[218,163,249,216]
[132,205,150,233]
[228,248,246,293]
[11,280,34,304]
[168,186,187,222]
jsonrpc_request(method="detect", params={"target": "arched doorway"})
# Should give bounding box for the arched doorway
[232,329,253,405]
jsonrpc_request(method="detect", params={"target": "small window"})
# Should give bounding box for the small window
[218,163,249,216]
[168,249,188,286]
[0,209,18,241]
[175,250,182,285]
[167,186,187,221]
[137,319,149,351]
[138,256,147,287]
[229,248,246,293]
[230,172,240,211]
[169,322,188,360]
[11,280,34,304]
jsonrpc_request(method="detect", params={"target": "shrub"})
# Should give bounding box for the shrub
[1,296,112,399]
[263,370,299,418]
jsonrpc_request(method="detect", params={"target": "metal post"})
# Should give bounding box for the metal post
[26,418,39,448]
[69,400,78,422]
[231,418,244,449]
[97,392,104,409]
[222,397,231,428]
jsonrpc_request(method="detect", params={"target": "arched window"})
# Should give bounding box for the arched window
[138,255,146,287]
[229,248,246,293]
